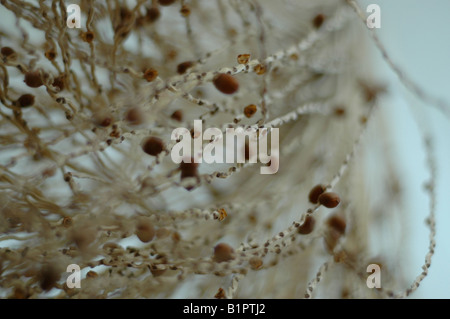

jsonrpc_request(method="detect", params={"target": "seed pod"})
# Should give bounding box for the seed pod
[326,214,346,235]
[146,7,160,22]
[158,0,176,6]
[177,61,193,74]
[298,215,315,235]
[312,14,325,28]
[308,184,326,204]
[170,110,183,122]
[143,68,158,82]
[142,136,164,156]
[213,243,235,263]
[318,192,341,208]
[24,71,43,88]
[17,94,35,108]
[39,265,60,291]
[237,54,250,64]
[244,104,257,118]
[136,217,155,243]
[1,46,16,58]
[213,73,239,95]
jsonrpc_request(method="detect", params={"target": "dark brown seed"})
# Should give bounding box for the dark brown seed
[308,184,326,204]
[170,110,183,122]
[213,243,234,263]
[326,214,346,234]
[146,7,161,22]
[244,104,257,118]
[142,137,164,156]
[81,31,94,43]
[158,0,176,6]
[318,192,341,208]
[24,71,43,88]
[177,61,193,74]
[136,217,155,243]
[17,94,35,108]
[298,215,316,235]
[180,159,198,179]
[1,46,15,58]
[213,73,239,94]
[39,265,59,291]
[52,75,65,91]
[313,14,325,29]
[143,68,158,82]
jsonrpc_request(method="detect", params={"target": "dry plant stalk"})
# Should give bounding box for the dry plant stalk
[0,0,439,298]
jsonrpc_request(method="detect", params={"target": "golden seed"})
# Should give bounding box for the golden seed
[249,257,263,270]
[217,208,227,221]
[213,73,239,95]
[254,64,266,75]
[244,104,257,118]
[214,288,226,299]
[180,5,190,17]
[237,54,250,64]
[143,68,158,82]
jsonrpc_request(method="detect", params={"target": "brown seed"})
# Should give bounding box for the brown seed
[125,107,144,125]
[180,5,190,17]
[214,288,226,299]
[244,104,257,118]
[81,31,94,43]
[312,14,325,29]
[177,61,193,74]
[158,0,176,6]
[213,243,234,263]
[237,54,250,64]
[45,49,56,61]
[24,71,43,88]
[326,214,346,234]
[254,64,266,75]
[39,265,60,291]
[1,46,15,58]
[62,216,72,228]
[52,75,65,91]
[136,217,155,243]
[308,184,326,204]
[298,215,316,235]
[180,159,198,179]
[146,7,161,22]
[318,192,341,208]
[17,94,35,108]
[143,68,158,82]
[142,136,164,156]
[86,271,98,278]
[170,110,183,122]
[249,257,263,270]
[213,73,239,94]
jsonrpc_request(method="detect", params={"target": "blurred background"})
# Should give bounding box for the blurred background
[358,0,450,298]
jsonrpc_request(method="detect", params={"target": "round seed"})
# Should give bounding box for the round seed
[177,61,193,74]
[143,68,158,82]
[318,192,340,208]
[136,217,155,243]
[171,110,183,122]
[244,104,257,118]
[213,73,239,95]
[24,71,43,88]
[308,184,326,204]
[17,94,35,108]
[213,243,235,263]
[142,137,164,156]
[298,215,316,235]
[312,14,325,29]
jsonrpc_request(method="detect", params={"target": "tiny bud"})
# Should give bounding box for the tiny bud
[142,136,164,156]
[249,257,263,270]
[318,192,341,208]
[213,243,235,263]
[213,73,239,94]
